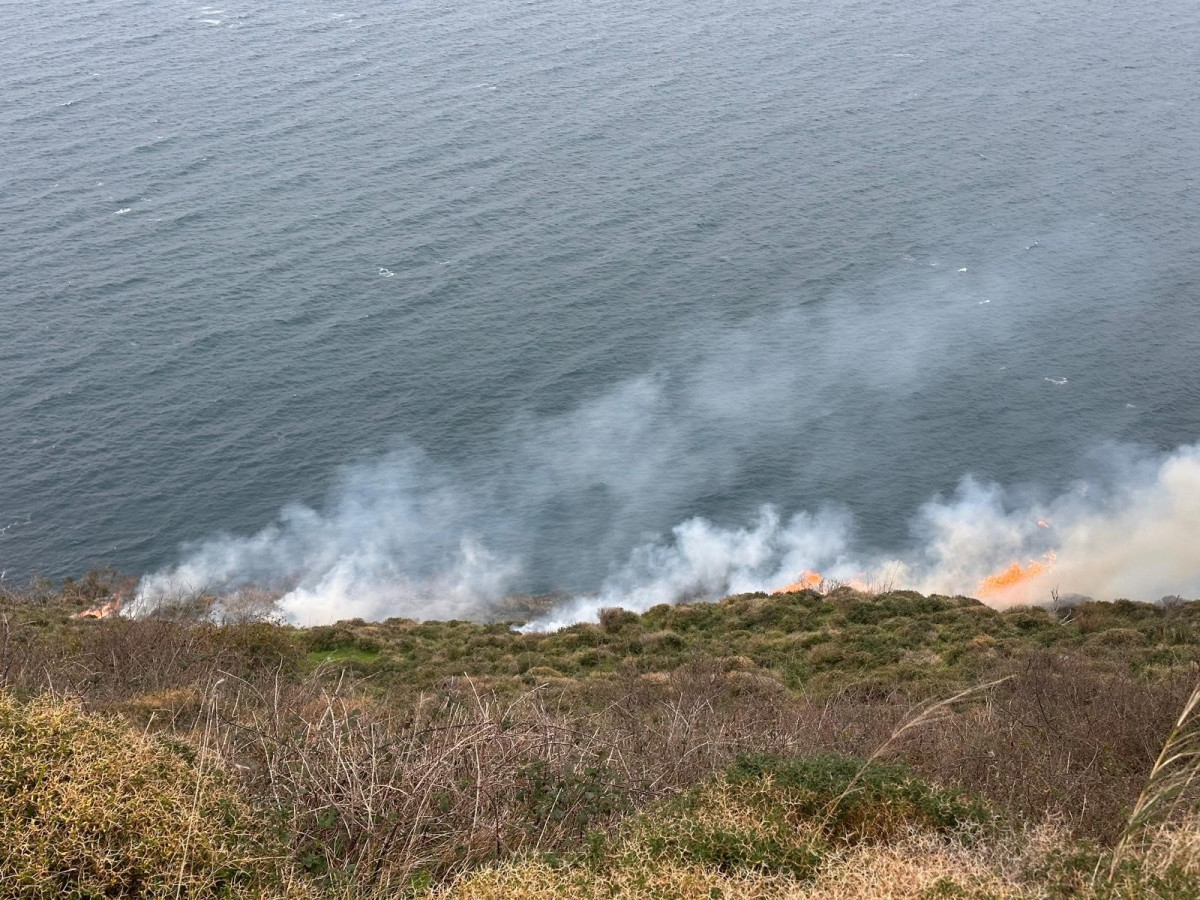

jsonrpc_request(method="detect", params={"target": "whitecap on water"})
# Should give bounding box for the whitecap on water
[1044,376,1068,385]
[0,515,32,537]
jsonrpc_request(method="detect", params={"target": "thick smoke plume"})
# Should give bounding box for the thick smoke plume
[136,239,1199,626]
[135,450,520,624]
[523,443,1200,629]
[136,438,1200,628]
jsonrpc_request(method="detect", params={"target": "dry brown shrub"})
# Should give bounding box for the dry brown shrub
[180,674,644,893]
[11,616,300,706]
[889,654,1191,840]
[0,612,47,695]
[583,659,892,795]
[118,659,888,892]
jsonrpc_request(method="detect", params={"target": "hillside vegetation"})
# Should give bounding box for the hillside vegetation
[2,573,1200,898]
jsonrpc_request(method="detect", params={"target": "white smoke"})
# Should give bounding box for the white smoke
[136,438,1200,629]
[525,441,1200,629]
[523,506,857,631]
[135,239,1200,627]
[1034,444,1200,602]
[135,449,522,624]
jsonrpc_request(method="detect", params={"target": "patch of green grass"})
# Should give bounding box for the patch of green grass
[266,591,1200,698]
[305,647,381,667]
[588,752,991,882]
[726,754,990,842]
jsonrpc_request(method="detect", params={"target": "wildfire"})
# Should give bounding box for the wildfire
[772,570,823,594]
[978,552,1056,599]
[71,596,122,620]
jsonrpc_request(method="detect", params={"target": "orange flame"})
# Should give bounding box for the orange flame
[772,570,823,594]
[978,561,1044,596]
[978,552,1056,599]
[72,597,122,620]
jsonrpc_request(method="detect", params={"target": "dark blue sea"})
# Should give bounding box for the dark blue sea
[3,0,1198,622]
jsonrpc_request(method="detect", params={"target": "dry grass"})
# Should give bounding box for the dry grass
[1109,684,1200,877]
[430,819,1200,900]
[426,813,1043,900]
[1138,816,1200,881]
[796,833,1032,900]
[427,858,787,900]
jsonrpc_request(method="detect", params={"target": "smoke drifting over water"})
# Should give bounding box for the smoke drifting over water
[136,430,1200,628]
[135,450,522,624]
[135,242,1200,627]
[6,0,1199,627]
[524,442,1200,630]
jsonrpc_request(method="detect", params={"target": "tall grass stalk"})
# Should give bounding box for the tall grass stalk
[1107,682,1200,880]
[819,676,1013,831]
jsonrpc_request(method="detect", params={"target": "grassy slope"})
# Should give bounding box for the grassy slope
[299,588,1200,694]
[3,578,1200,899]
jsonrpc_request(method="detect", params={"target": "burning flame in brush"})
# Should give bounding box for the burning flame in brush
[978,552,1057,600]
[71,595,123,620]
[772,570,823,594]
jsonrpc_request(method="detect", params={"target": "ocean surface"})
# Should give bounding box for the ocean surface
[2,0,1198,616]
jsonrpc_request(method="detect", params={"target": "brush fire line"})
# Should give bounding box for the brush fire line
[71,596,122,619]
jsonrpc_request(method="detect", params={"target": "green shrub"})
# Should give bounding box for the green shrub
[726,753,990,842]
[1003,607,1055,634]
[597,607,639,634]
[638,811,825,879]
[0,691,294,899]
[213,621,303,671]
[840,601,890,626]
[628,753,990,880]
[513,761,631,843]
[302,624,356,653]
[640,630,686,652]
[632,787,824,878]
[1086,627,1150,649]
